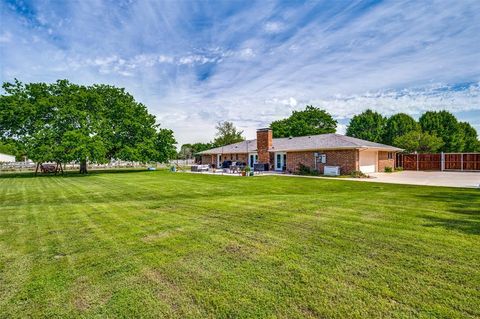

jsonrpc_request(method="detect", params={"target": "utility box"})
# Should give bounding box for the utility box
[324,166,340,176]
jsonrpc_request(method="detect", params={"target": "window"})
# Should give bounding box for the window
[236,154,238,160]
[387,152,393,159]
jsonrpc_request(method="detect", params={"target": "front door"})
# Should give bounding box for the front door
[275,152,286,171]
[249,153,258,168]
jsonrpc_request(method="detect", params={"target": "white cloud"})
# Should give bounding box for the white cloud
[0,32,12,43]
[336,123,347,135]
[264,21,284,33]
[1,0,479,145]
[238,48,255,59]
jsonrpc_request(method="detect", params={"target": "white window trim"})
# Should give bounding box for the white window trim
[274,152,286,171]
[248,152,258,168]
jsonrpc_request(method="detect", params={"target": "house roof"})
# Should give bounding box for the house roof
[197,133,402,155]
[197,139,257,155]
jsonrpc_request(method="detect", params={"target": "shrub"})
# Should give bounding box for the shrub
[297,163,319,176]
[350,170,368,178]
[395,166,403,172]
[384,166,393,173]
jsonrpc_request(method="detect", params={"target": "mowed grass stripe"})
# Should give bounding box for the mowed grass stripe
[0,170,478,318]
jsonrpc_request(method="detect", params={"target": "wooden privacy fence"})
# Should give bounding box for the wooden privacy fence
[397,153,480,171]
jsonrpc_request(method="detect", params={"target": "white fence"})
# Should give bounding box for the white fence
[0,159,195,172]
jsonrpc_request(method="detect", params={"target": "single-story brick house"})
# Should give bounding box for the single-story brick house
[197,128,402,174]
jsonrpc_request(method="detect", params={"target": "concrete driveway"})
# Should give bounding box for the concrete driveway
[367,171,480,188]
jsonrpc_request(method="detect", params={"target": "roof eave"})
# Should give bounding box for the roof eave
[269,146,402,152]
[197,150,256,155]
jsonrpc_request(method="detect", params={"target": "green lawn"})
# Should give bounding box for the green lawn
[0,171,479,318]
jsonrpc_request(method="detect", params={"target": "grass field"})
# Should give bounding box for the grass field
[0,171,479,318]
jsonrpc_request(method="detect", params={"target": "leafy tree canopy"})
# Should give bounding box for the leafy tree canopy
[178,142,214,159]
[346,109,386,143]
[394,131,444,153]
[383,113,419,146]
[270,105,337,138]
[459,122,480,152]
[213,121,244,147]
[0,138,25,160]
[419,111,464,152]
[155,128,177,163]
[0,79,176,173]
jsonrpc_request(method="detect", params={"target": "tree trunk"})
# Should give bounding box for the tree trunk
[58,162,64,175]
[79,160,88,174]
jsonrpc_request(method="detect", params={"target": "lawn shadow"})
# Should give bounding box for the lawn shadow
[416,190,480,235]
[422,215,480,235]
[0,168,159,179]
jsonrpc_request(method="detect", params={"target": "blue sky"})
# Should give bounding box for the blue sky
[1,0,479,145]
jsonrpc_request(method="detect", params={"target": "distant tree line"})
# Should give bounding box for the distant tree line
[0,80,177,173]
[178,121,244,160]
[267,105,479,153]
[178,106,480,159]
[346,109,480,153]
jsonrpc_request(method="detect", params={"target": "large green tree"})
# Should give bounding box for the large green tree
[178,142,213,159]
[0,79,176,174]
[0,138,25,161]
[346,109,386,143]
[458,122,480,152]
[270,105,337,138]
[155,129,177,163]
[383,113,419,146]
[213,121,244,147]
[394,131,444,153]
[419,111,464,152]
[178,144,194,160]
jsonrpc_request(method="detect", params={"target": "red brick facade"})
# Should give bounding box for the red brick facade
[286,149,359,174]
[199,131,398,174]
[203,149,396,174]
[200,154,214,165]
[256,129,272,167]
[377,151,395,172]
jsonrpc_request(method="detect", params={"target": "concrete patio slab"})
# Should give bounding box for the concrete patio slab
[186,170,480,188]
[365,171,480,188]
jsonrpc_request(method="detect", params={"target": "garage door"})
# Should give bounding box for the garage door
[359,150,377,173]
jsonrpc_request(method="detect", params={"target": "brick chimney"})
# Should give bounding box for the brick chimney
[256,128,272,165]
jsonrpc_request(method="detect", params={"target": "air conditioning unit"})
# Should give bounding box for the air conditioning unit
[324,166,340,176]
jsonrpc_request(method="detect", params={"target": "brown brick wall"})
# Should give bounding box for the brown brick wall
[378,151,395,172]
[201,154,214,165]
[286,149,359,175]
[257,129,272,167]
